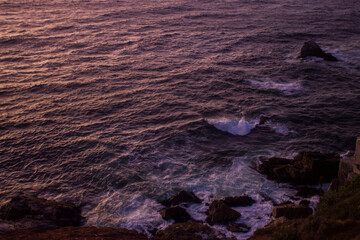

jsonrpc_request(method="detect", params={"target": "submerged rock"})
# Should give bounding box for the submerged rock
[299,40,338,61]
[206,200,241,225]
[160,191,202,207]
[272,204,312,219]
[0,195,82,229]
[222,195,256,207]
[159,206,191,223]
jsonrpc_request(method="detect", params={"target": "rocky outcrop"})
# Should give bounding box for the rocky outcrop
[258,152,340,185]
[206,200,241,225]
[299,40,338,61]
[160,191,202,207]
[155,221,225,240]
[272,204,312,219]
[222,195,255,207]
[0,195,82,230]
[159,206,191,223]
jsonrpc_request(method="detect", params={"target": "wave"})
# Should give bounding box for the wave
[206,117,259,136]
[248,78,302,95]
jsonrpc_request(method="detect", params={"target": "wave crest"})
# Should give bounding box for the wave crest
[206,117,258,136]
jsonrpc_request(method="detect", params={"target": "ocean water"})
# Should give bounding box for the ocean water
[0,0,359,238]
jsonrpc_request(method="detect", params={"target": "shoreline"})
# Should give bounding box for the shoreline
[1,138,359,239]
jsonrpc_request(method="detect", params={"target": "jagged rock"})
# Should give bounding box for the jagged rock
[160,191,202,207]
[159,206,191,223]
[295,187,324,198]
[257,157,292,181]
[226,222,251,233]
[206,200,241,225]
[0,195,82,229]
[156,221,224,240]
[294,152,340,182]
[272,204,312,219]
[299,40,338,61]
[257,152,340,185]
[222,195,255,207]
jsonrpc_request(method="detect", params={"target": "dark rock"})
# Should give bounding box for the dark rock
[159,206,191,223]
[156,221,224,240]
[226,222,251,233]
[299,40,338,61]
[259,116,270,125]
[272,204,313,219]
[0,226,148,240]
[295,187,324,198]
[257,157,292,180]
[0,195,82,229]
[160,191,202,207]
[257,152,340,185]
[299,200,310,206]
[206,200,241,225]
[222,195,255,207]
[328,178,340,192]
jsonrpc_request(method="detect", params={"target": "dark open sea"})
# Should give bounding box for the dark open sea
[1,0,359,238]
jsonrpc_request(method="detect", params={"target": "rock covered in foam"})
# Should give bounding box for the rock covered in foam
[0,195,83,230]
[299,40,338,61]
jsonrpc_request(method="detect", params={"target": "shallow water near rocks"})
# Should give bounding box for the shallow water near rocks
[0,0,359,238]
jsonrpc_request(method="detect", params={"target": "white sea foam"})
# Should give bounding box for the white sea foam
[206,117,259,136]
[265,121,297,136]
[248,78,302,95]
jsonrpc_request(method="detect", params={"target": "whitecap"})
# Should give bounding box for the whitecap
[248,78,302,95]
[206,117,259,136]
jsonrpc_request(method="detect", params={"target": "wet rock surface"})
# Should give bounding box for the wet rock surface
[206,200,241,225]
[0,195,82,230]
[299,40,338,61]
[258,152,340,185]
[222,195,255,207]
[159,206,191,223]
[160,191,202,207]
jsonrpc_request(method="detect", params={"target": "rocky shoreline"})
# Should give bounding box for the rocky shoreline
[1,138,359,239]
[0,151,346,240]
